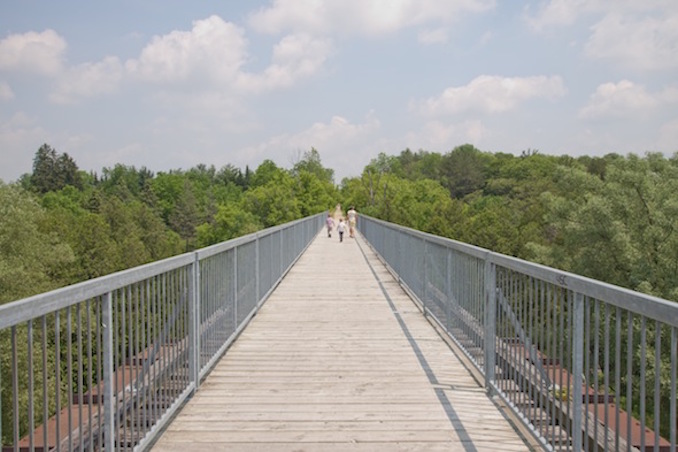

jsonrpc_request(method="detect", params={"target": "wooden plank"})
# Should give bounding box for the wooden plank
[151,232,531,451]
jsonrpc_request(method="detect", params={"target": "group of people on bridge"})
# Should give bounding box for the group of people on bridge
[326,204,357,242]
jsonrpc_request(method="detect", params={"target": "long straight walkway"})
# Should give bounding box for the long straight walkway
[151,230,533,451]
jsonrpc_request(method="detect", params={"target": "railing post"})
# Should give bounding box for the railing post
[102,291,115,451]
[422,239,428,317]
[188,253,200,389]
[484,256,496,392]
[255,235,260,304]
[445,250,452,332]
[572,292,585,451]
[234,246,238,330]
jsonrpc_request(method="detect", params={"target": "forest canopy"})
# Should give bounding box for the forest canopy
[2,143,678,305]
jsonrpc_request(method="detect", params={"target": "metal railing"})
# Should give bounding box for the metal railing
[360,215,677,452]
[0,213,324,452]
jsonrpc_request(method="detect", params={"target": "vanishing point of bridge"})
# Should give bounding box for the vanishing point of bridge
[2,213,677,451]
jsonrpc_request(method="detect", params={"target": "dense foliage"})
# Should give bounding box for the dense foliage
[339,146,678,302]
[3,143,678,303]
[1,146,338,304]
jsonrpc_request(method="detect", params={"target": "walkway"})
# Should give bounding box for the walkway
[150,230,533,451]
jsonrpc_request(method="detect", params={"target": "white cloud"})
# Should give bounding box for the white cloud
[237,33,332,92]
[585,13,678,71]
[525,1,678,71]
[0,29,66,76]
[578,80,670,119]
[50,56,124,104]
[124,16,330,94]
[524,0,590,31]
[0,81,14,101]
[418,28,449,45]
[125,15,249,85]
[249,0,495,36]
[418,75,566,115]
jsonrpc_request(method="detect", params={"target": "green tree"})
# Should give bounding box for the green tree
[292,148,335,184]
[0,183,75,303]
[196,202,262,246]
[30,144,82,193]
[527,153,678,300]
[442,144,490,198]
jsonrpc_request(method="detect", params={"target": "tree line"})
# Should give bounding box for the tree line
[0,144,338,305]
[341,145,678,303]
[2,143,678,305]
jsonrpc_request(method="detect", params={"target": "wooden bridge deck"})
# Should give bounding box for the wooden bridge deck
[150,231,534,451]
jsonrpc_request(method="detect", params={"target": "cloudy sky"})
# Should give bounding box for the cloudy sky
[1,1,677,183]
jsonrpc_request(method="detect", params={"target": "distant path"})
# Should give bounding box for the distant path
[332,203,343,220]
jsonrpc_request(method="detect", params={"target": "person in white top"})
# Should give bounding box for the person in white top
[347,206,357,238]
[337,218,346,242]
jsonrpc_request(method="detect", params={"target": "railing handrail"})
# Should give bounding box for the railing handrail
[0,214,320,330]
[362,214,678,327]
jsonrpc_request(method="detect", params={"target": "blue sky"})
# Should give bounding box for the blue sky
[1,1,677,183]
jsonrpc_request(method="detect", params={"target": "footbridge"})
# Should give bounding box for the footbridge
[1,214,677,451]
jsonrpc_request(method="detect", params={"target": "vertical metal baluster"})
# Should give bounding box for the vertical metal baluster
[558,288,565,448]
[445,250,451,334]
[195,255,202,383]
[95,297,102,448]
[76,304,83,452]
[530,277,536,429]
[86,302,93,451]
[0,328,2,449]
[626,312,633,451]
[55,312,61,451]
[27,320,34,452]
[12,326,19,452]
[593,300,600,447]
[255,236,260,308]
[127,286,135,446]
[603,304,610,451]
[640,317,646,452]
[671,327,676,451]
[572,292,584,452]
[66,307,73,452]
[537,280,549,436]
[42,316,48,452]
[162,271,168,417]
[615,307,621,452]
[509,270,515,408]
[119,290,127,450]
[653,321,660,452]
[523,274,529,425]
[102,292,114,452]
[188,255,197,393]
[583,298,591,451]
[550,283,557,447]
[147,277,154,434]
[150,276,157,428]
[484,257,496,392]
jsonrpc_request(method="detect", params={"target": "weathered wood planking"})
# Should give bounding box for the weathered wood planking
[151,232,533,452]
